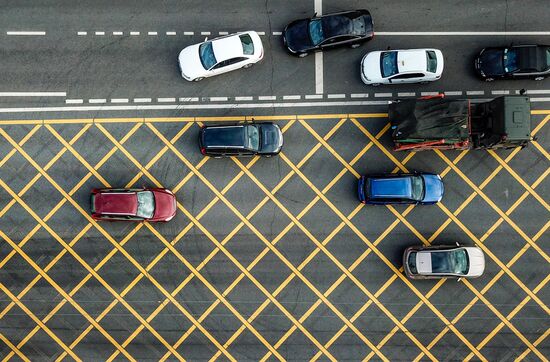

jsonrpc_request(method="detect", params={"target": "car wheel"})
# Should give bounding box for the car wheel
[193,77,204,82]
[350,43,361,49]
[298,52,309,58]
[484,78,494,82]
[243,63,253,69]
[535,76,545,81]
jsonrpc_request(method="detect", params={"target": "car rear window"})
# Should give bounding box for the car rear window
[240,34,255,55]
[426,50,438,72]
[381,51,398,77]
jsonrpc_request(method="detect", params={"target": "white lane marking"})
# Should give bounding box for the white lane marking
[65,99,83,104]
[95,31,105,36]
[305,94,323,99]
[158,97,176,102]
[327,94,345,99]
[421,91,440,96]
[89,99,106,104]
[0,92,66,97]
[315,52,323,94]
[530,97,550,102]
[351,93,369,98]
[111,98,129,103]
[397,92,416,97]
[184,31,194,35]
[201,31,211,35]
[524,89,550,94]
[130,31,140,36]
[375,93,393,97]
[466,90,485,95]
[0,100,392,113]
[283,95,301,100]
[259,96,276,101]
[166,31,176,36]
[376,31,550,36]
[257,31,266,36]
[235,96,253,101]
[134,98,152,103]
[148,31,158,35]
[273,31,282,36]
[219,31,228,35]
[77,31,87,36]
[315,0,323,15]
[113,31,123,36]
[179,97,199,102]
[444,91,463,96]
[6,31,46,36]
[210,97,228,101]
[491,90,510,95]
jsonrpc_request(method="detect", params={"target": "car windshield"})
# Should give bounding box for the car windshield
[407,252,418,274]
[308,18,324,46]
[431,249,469,275]
[245,124,260,151]
[381,51,398,77]
[136,191,155,218]
[240,34,255,55]
[426,50,438,72]
[411,176,424,201]
[199,42,217,70]
[503,48,519,73]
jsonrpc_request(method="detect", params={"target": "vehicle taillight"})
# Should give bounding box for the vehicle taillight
[200,147,206,155]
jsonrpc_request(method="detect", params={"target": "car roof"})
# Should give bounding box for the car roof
[212,35,245,62]
[94,191,137,216]
[396,50,428,73]
[369,177,413,198]
[203,125,246,148]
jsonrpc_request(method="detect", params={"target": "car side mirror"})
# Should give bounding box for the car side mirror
[313,12,317,17]
[204,37,208,42]
[387,46,391,50]
[455,242,460,246]
[457,277,463,282]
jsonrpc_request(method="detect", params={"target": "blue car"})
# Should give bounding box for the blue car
[358,172,444,205]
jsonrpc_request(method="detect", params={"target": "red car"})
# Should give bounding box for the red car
[90,188,177,222]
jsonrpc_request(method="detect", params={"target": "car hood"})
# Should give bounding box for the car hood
[284,19,313,52]
[94,192,137,215]
[361,51,383,82]
[152,191,177,220]
[422,174,444,203]
[416,251,432,274]
[178,44,206,79]
[477,48,504,76]
[465,247,485,277]
[259,123,283,154]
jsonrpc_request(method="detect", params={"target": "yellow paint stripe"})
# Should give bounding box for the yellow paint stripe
[0,332,31,362]
[516,328,550,361]
[532,141,550,161]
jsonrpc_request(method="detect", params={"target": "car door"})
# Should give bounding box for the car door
[388,72,426,84]
[210,57,248,75]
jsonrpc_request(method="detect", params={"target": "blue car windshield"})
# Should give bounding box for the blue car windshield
[503,48,518,73]
[381,51,398,77]
[199,42,217,70]
[431,249,469,275]
[308,18,324,46]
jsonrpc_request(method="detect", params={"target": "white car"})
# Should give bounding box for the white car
[361,48,444,85]
[178,31,263,81]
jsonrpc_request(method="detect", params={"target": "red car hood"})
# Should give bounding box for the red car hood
[94,192,137,215]
[152,190,177,220]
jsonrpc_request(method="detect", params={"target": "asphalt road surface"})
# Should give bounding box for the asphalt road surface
[0,1,549,361]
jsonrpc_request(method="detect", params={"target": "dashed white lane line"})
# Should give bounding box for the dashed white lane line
[134,98,152,103]
[315,52,323,94]
[466,90,485,95]
[179,97,199,102]
[77,31,87,36]
[421,91,440,96]
[305,94,323,99]
[6,31,46,36]
[201,31,211,35]
[351,93,369,98]
[130,31,140,36]
[184,31,194,35]
[111,98,129,103]
[375,93,393,98]
[113,31,123,36]
[219,31,228,35]
[209,97,228,102]
[158,97,176,102]
[315,0,323,15]
[491,90,510,95]
[524,89,550,94]
[166,31,176,36]
[148,31,158,35]
[531,97,550,102]
[257,31,266,36]
[397,92,416,97]
[0,92,66,97]
[89,99,106,104]
[65,99,83,104]
[95,31,105,36]
[327,94,345,99]
[235,96,253,101]
[258,96,277,101]
[444,91,463,96]
[283,95,301,100]
[273,31,282,36]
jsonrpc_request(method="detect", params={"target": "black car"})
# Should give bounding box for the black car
[283,9,374,57]
[199,122,283,158]
[474,44,550,81]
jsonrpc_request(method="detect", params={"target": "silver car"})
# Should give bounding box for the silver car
[403,243,485,280]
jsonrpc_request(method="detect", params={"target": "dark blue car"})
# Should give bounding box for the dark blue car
[358,172,444,205]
